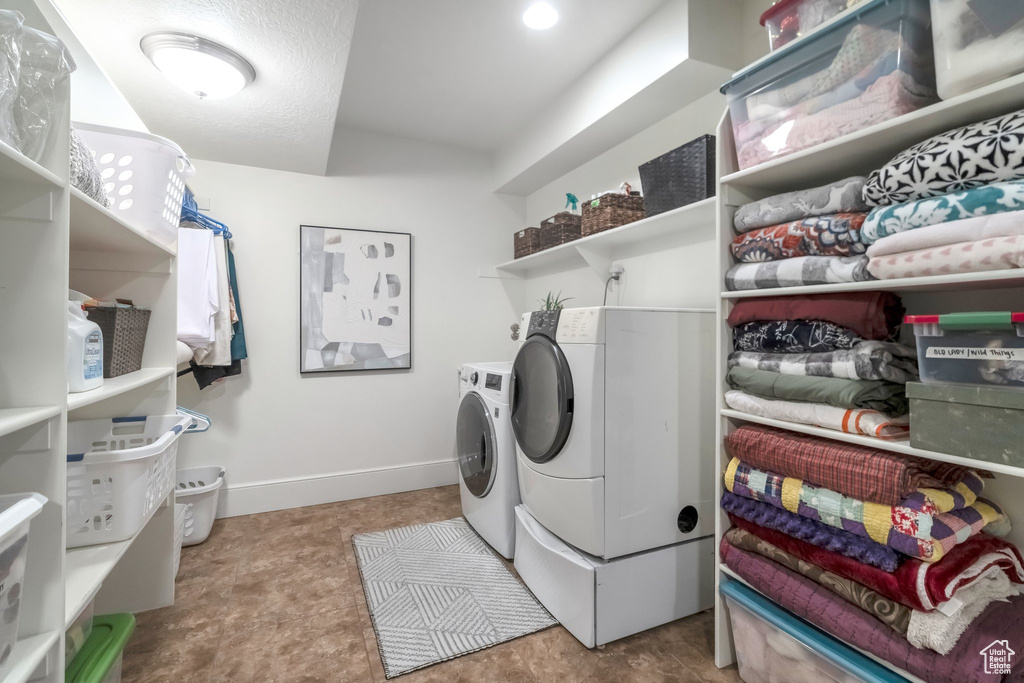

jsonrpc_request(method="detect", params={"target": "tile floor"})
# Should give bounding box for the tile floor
[123,485,741,683]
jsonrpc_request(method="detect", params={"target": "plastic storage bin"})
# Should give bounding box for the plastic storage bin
[65,591,97,666]
[906,312,1024,387]
[930,0,1024,99]
[0,493,45,678]
[66,414,191,548]
[65,614,136,683]
[173,502,186,578]
[176,466,225,547]
[73,122,194,248]
[722,0,936,171]
[761,0,867,51]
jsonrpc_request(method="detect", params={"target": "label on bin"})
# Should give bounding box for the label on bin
[926,346,1024,360]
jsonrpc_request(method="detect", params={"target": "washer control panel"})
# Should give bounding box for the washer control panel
[527,309,560,340]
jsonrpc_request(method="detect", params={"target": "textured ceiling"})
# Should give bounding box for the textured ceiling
[56,0,357,175]
[334,0,666,152]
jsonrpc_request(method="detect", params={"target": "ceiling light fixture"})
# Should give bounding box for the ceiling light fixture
[141,32,255,100]
[523,2,559,30]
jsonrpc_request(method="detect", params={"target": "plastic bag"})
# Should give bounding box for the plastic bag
[14,26,74,162]
[0,10,24,152]
[70,126,111,207]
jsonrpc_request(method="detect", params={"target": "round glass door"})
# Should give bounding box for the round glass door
[457,392,497,497]
[511,336,573,463]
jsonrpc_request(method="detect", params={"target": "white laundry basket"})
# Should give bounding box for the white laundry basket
[176,466,225,547]
[66,415,191,549]
[0,493,46,679]
[172,503,187,578]
[74,122,194,247]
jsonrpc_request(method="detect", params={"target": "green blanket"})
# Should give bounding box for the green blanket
[727,366,908,417]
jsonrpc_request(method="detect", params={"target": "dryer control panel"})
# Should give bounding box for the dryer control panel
[556,307,603,343]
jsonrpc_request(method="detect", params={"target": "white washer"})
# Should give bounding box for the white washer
[457,362,519,559]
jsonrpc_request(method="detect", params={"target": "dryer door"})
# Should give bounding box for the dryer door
[457,392,497,497]
[510,336,574,464]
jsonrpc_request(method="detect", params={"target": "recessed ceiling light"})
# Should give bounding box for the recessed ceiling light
[141,32,255,100]
[523,2,559,30]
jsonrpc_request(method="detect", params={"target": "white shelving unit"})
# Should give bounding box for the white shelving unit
[713,75,1024,679]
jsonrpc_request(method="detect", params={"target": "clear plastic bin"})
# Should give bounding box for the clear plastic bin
[761,0,868,51]
[65,592,96,666]
[906,312,1024,387]
[930,0,1024,99]
[65,614,135,683]
[722,0,936,171]
[0,493,45,679]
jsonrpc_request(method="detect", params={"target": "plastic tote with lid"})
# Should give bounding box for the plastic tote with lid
[65,614,135,683]
[930,0,1024,99]
[68,301,103,393]
[906,312,1024,387]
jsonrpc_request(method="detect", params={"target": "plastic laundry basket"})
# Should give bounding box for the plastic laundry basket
[74,122,194,248]
[66,414,191,548]
[65,614,136,683]
[176,466,225,547]
[0,493,46,679]
[173,503,186,578]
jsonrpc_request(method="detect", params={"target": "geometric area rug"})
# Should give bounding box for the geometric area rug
[352,517,556,678]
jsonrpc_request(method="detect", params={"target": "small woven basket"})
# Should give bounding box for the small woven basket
[581,193,645,236]
[514,227,541,259]
[639,134,716,218]
[85,306,152,378]
[540,212,582,249]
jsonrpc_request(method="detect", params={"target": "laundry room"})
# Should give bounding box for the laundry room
[3,0,1024,681]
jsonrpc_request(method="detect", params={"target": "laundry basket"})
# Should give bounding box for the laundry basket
[73,122,194,248]
[0,493,46,679]
[176,466,225,547]
[172,503,186,578]
[66,415,191,548]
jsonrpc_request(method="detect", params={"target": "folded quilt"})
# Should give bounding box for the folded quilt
[725,527,910,634]
[868,235,1024,280]
[861,178,1024,244]
[727,291,904,341]
[866,210,1024,257]
[725,458,1007,562]
[733,176,869,232]
[728,512,1024,612]
[864,109,1024,206]
[732,320,862,354]
[727,366,909,417]
[728,340,918,383]
[725,424,969,506]
[721,491,902,571]
[721,538,1024,683]
[731,213,868,262]
[724,255,873,291]
[724,390,910,440]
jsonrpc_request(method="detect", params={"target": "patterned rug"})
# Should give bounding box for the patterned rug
[352,517,555,678]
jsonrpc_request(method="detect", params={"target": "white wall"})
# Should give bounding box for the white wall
[176,127,524,516]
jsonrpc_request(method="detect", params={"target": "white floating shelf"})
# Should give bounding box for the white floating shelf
[491,198,716,279]
[0,406,60,440]
[720,268,1024,299]
[4,630,60,683]
[70,187,175,257]
[0,140,63,189]
[67,367,174,412]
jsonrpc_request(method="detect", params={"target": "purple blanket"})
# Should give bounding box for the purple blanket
[722,539,1024,682]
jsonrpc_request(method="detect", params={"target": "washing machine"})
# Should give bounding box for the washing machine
[456,362,519,559]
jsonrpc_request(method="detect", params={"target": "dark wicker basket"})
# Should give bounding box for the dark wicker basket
[581,193,645,236]
[514,227,541,259]
[539,212,581,249]
[84,306,152,378]
[639,134,716,218]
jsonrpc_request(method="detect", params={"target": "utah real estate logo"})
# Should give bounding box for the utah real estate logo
[980,640,1015,676]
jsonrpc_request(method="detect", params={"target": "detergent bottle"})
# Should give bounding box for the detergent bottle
[67,301,103,392]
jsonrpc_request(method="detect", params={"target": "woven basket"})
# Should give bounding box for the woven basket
[639,134,716,218]
[514,227,541,259]
[581,193,645,236]
[84,306,152,378]
[540,212,581,249]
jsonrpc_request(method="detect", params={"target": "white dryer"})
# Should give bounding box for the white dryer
[457,362,519,559]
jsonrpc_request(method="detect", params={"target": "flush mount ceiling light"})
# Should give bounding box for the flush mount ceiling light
[141,32,255,100]
[523,2,559,30]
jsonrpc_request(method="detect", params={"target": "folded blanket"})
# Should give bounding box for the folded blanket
[729,512,1024,612]
[733,177,870,233]
[727,291,904,341]
[721,491,902,571]
[721,539,1024,683]
[725,424,970,506]
[732,320,862,354]
[727,366,909,417]
[725,255,873,291]
[731,213,868,262]
[864,109,1024,206]
[724,390,910,440]
[728,340,918,383]
[725,458,1007,562]
[725,527,910,634]
[862,178,1024,244]
[868,235,1024,280]
[866,210,1024,257]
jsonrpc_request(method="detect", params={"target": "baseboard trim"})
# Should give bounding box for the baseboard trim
[217,458,460,518]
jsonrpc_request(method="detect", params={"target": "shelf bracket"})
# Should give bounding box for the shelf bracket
[574,245,613,279]
[477,266,522,280]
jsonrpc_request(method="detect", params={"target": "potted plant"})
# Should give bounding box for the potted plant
[538,291,572,311]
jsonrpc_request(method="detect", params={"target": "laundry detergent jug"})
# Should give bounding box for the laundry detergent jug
[67,301,103,392]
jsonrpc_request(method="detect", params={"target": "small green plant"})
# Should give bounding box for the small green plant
[539,291,573,311]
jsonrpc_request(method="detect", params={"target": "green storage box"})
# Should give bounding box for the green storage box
[908,381,1024,468]
[65,614,135,683]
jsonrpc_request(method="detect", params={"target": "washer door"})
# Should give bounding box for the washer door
[457,392,497,497]
[511,336,574,464]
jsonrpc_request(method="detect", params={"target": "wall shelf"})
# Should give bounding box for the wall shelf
[70,187,175,257]
[5,630,61,683]
[67,367,175,412]
[721,268,1024,299]
[0,406,60,440]
[0,140,63,189]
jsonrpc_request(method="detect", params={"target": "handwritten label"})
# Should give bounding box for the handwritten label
[926,346,1024,360]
